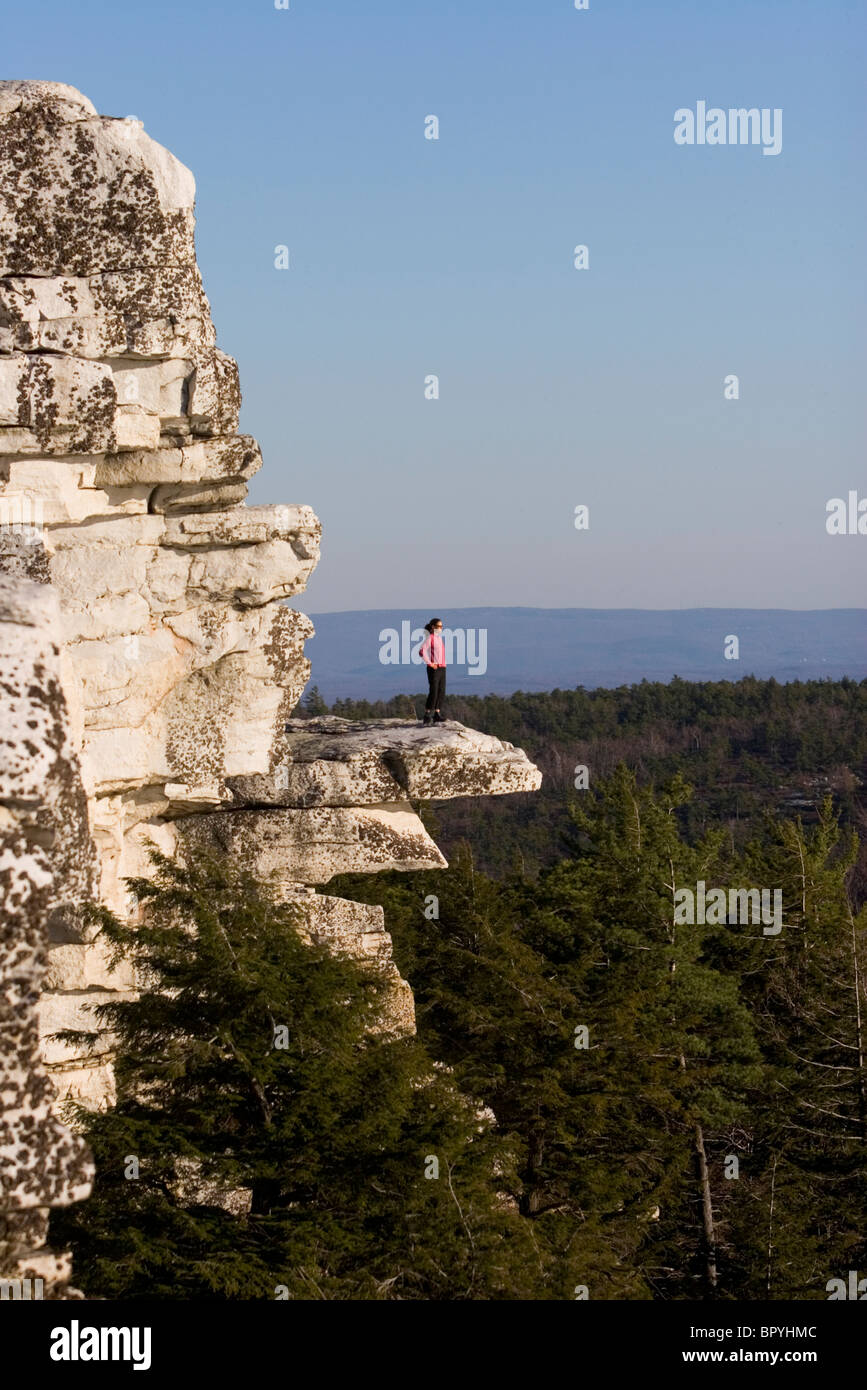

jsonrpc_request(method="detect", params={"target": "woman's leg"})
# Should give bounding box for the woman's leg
[425,665,437,713]
[434,666,446,716]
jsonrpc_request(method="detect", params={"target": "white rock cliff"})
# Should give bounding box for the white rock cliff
[0,82,541,1285]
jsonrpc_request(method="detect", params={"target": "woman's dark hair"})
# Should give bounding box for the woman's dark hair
[424,618,442,633]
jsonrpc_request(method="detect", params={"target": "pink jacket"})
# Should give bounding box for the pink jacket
[420,631,446,667]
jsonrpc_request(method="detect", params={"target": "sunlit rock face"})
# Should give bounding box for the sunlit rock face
[0,573,94,1296]
[0,83,541,1122]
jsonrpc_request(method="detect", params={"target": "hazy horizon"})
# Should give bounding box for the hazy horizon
[293,606,867,702]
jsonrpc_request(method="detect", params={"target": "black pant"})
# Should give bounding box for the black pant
[426,665,446,714]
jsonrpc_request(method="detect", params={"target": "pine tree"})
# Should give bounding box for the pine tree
[539,768,764,1299]
[723,802,867,1297]
[50,852,540,1300]
[300,684,328,717]
[334,767,766,1299]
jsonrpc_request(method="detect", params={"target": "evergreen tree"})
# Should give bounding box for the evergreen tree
[536,769,764,1299]
[51,852,539,1300]
[333,844,650,1299]
[723,802,867,1297]
[335,768,766,1299]
[300,684,328,717]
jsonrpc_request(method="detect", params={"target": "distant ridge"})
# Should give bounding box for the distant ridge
[293,608,867,703]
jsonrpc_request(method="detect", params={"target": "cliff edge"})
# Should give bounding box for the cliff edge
[0,82,541,1287]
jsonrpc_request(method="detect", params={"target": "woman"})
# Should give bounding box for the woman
[419,617,446,726]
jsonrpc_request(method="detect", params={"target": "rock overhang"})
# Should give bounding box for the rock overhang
[228,715,543,808]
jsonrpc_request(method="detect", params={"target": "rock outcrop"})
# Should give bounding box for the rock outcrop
[0,573,94,1296]
[0,81,541,1273]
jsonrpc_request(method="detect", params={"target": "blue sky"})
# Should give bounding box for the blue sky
[5,0,865,609]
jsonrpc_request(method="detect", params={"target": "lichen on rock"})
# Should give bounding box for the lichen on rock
[0,572,94,1296]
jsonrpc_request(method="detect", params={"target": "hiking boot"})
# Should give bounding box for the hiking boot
[422,714,432,726]
[433,712,445,724]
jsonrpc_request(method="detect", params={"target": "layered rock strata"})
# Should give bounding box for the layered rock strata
[0,81,541,1223]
